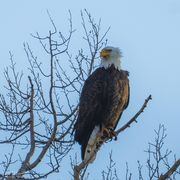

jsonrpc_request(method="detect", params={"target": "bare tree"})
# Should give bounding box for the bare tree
[0,10,109,179]
[0,10,179,180]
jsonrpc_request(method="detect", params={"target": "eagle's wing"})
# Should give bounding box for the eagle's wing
[101,70,130,130]
[113,71,130,129]
[74,68,105,158]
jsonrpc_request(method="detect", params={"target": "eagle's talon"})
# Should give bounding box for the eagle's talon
[102,128,110,137]
[102,127,117,140]
[110,130,117,140]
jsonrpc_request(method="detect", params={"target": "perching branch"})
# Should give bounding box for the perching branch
[74,124,180,180]
[116,94,152,135]
[73,95,152,179]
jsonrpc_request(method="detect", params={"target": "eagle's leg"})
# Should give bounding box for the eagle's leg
[102,127,117,140]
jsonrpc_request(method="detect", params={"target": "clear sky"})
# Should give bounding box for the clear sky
[0,0,180,179]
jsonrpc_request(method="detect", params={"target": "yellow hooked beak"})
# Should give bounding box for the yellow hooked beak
[100,50,111,59]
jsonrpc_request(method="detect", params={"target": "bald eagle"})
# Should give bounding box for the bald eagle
[74,46,130,162]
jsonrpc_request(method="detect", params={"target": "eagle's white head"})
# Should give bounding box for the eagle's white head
[100,46,122,71]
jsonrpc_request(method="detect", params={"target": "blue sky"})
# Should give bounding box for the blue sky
[0,0,180,179]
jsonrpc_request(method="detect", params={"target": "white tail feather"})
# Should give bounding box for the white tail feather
[84,126,101,163]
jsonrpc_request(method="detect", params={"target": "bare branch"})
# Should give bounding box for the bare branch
[116,94,152,135]
[73,95,152,179]
[17,76,35,176]
[159,159,180,180]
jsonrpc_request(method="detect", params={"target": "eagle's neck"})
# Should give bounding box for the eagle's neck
[100,57,121,71]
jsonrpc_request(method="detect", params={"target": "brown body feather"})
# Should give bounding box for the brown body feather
[74,65,129,160]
